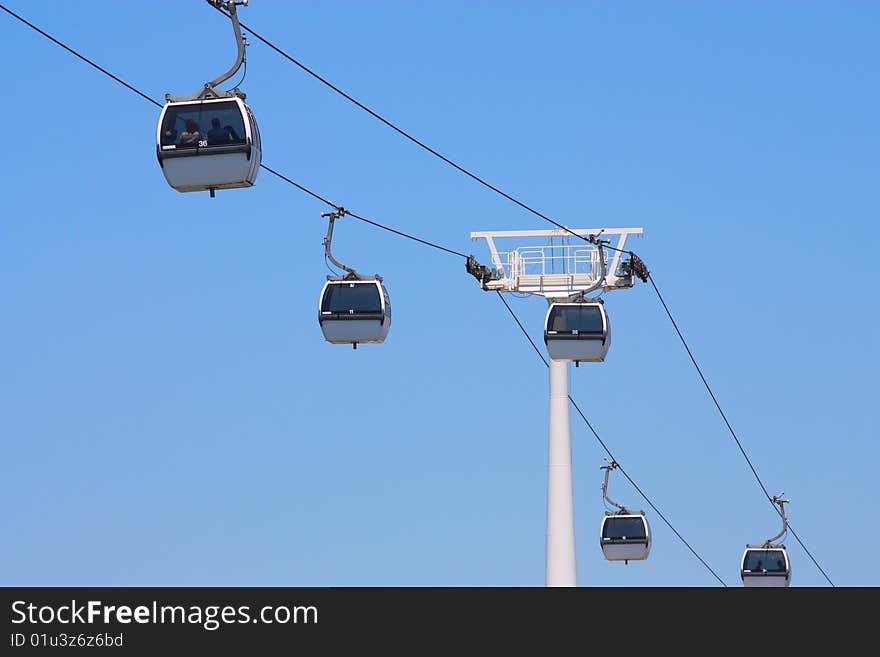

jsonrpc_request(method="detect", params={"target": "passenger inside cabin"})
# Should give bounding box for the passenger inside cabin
[179,119,203,147]
[224,121,242,143]
[207,117,232,145]
[161,126,177,146]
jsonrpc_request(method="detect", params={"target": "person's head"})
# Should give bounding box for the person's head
[211,117,221,128]
[185,119,198,133]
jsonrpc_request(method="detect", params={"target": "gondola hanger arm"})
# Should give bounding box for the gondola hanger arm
[202,1,248,94]
[167,1,250,102]
[321,208,362,280]
[600,460,629,514]
[764,492,790,546]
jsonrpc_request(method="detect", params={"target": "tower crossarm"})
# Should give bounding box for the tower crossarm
[469,227,643,298]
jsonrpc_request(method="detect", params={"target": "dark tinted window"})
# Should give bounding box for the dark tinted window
[742,549,787,573]
[160,101,247,150]
[321,282,382,313]
[602,516,647,541]
[547,305,604,334]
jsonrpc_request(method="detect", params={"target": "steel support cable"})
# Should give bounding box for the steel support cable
[494,292,728,586]
[4,2,832,585]
[0,2,726,586]
[0,4,465,263]
[213,6,633,254]
[228,0,836,585]
[646,274,835,586]
[258,164,468,258]
[0,4,162,108]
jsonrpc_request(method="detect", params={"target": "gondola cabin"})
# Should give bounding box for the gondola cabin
[741,547,791,587]
[544,300,610,363]
[319,279,391,346]
[600,513,651,562]
[157,97,261,193]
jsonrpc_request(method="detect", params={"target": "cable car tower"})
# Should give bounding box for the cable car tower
[468,227,645,586]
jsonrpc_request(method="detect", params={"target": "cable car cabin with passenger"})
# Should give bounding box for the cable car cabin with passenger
[544,299,610,363]
[318,279,391,347]
[600,513,651,563]
[741,547,791,587]
[157,97,261,194]
[156,1,259,196]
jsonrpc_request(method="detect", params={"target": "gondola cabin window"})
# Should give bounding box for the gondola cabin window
[160,101,247,151]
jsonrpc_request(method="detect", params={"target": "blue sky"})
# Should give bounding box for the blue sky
[1,1,876,587]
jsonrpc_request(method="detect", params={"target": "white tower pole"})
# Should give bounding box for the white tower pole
[546,358,577,587]
[469,227,644,587]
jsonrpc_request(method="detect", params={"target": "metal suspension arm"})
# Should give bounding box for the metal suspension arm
[765,493,790,546]
[600,461,627,513]
[205,1,247,92]
[168,1,249,102]
[322,210,360,278]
